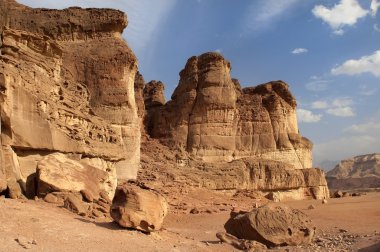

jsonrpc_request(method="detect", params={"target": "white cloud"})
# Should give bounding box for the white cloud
[215,49,222,53]
[326,97,355,117]
[344,121,380,133]
[312,0,369,34]
[333,29,345,35]
[305,80,330,92]
[331,50,380,77]
[297,109,322,123]
[374,24,380,32]
[371,0,380,16]
[326,106,355,117]
[311,101,328,109]
[331,97,353,107]
[311,97,355,117]
[291,48,308,54]
[242,0,301,32]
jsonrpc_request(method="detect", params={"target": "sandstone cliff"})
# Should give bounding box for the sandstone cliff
[0,0,140,198]
[327,153,380,190]
[148,52,312,169]
[140,52,328,200]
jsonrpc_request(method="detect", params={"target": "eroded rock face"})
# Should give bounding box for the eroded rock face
[134,71,146,120]
[143,80,166,109]
[224,203,315,247]
[327,153,380,190]
[148,52,311,169]
[111,183,168,232]
[0,0,140,196]
[161,157,328,200]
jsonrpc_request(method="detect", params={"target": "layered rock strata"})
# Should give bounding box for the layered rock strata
[148,53,311,169]
[327,153,380,190]
[0,0,140,197]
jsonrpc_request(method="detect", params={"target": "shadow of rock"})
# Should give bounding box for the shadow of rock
[358,242,380,252]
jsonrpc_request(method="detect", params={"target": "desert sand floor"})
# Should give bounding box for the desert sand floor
[0,192,379,252]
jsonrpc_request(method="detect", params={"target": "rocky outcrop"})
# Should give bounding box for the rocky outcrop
[134,71,146,120]
[169,157,327,200]
[224,203,315,247]
[111,183,168,232]
[327,153,380,190]
[143,80,166,109]
[0,0,140,197]
[148,52,312,169]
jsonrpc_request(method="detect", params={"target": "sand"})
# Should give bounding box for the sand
[0,192,379,251]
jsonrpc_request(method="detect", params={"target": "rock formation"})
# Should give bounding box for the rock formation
[327,153,380,190]
[140,52,328,200]
[0,0,140,197]
[148,52,312,169]
[224,203,315,247]
[111,183,168,232]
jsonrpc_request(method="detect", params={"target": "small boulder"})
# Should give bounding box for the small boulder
[308,204,316,210]
[351,192,362,197]
[7,180,23,199]
[64,195,88,216]
[111,183,168,232]
[342,192,350,197]
[44,193,58,204]
[322,199,328,204]
[216,232,267,251]
[80,189,94,203]
[333,190,343,198]
[190,208,200,214]
[224,203,315,247]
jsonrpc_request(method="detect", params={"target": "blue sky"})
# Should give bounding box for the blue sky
[18,0,380,169]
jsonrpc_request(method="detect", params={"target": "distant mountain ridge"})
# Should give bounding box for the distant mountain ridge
[326,153,380,190]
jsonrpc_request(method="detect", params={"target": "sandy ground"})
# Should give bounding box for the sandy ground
[0,192,379,252]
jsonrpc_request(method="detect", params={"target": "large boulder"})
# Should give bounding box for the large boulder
[111,183,168,232]
[224,203,315,247]
[36,153,116,199]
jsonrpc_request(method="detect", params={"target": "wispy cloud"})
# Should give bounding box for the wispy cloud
[344,121,380,134]
[312,97,356,117]
[327,106,355,117]
[305,80,330,92]
[311,100,328,109]
[297,109,322,123]
[242,0,301,33]
[332,50,380,77]
[312,0,369,34]
[374,24,380,32]
[122,0,176,59]
[291,48,308,54]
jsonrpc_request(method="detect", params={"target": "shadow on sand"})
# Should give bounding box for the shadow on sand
[358,242,380,252]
